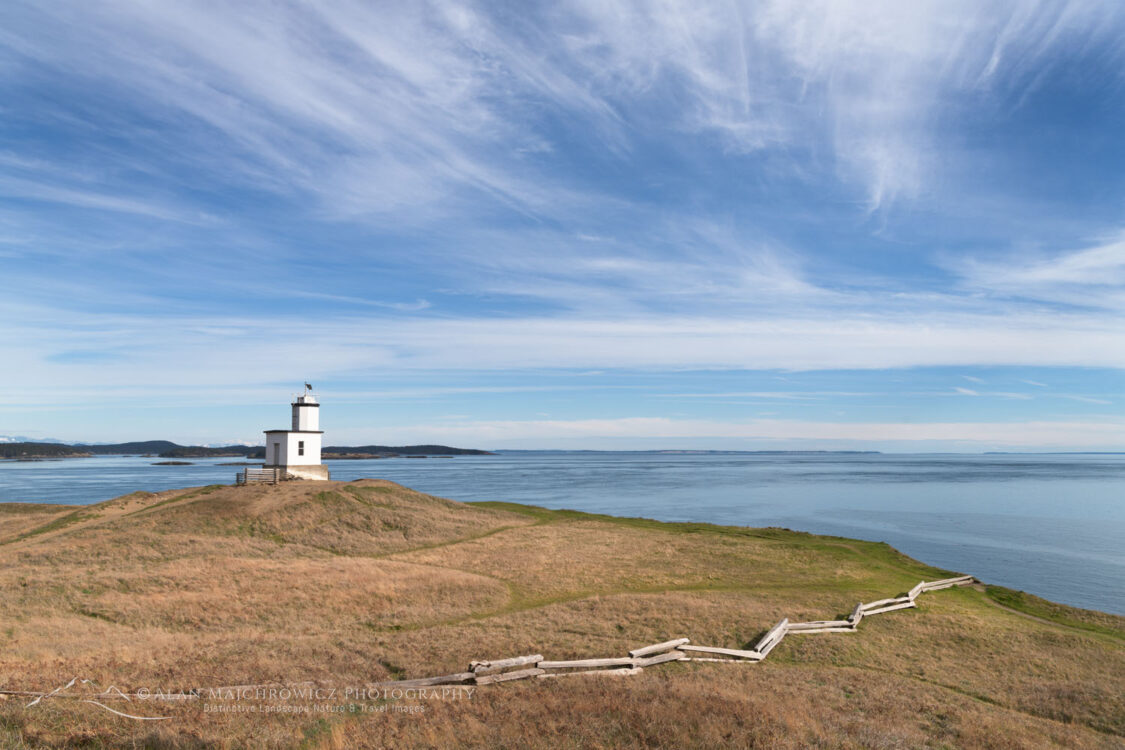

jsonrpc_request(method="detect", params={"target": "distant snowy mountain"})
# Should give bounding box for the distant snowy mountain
[0,435,67,444]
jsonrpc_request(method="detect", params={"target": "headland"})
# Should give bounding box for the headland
[0,480,1121,748]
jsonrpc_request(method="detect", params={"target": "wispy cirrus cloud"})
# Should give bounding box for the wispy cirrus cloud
[4,302,1124,395]
[560,0,1124,211]
[950,388,1032,400]
[0,174,207,223]
[1060,395,1113,405]
[955,231,1125,311]
[372,415,1125,451]
[4,0,1120,223]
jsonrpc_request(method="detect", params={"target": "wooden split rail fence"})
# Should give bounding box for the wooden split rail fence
[3,575,975,712]
[364,575,976,687]
[235,468,281,485]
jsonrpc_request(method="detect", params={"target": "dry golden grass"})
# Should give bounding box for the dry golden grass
[0,479,1121,749]
[0,503,83,541]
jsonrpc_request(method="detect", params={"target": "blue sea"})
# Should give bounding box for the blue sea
[2,452,1122,615]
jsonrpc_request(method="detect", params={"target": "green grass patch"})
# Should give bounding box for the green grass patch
[3,509,93,544]
[0,503,82,515]
[352,485,398,496]
[235,520,290,545]
[126,484,224,515]
[298,718,336,749]
[469,500,958,579]
[342,487,395,508]
[983,585,1125,641]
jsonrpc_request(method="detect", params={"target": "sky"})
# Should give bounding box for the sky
[1,0,1123,451]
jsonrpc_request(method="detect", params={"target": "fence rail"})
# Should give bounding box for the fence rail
[235,468,281,485]
[367,576,976,686]
[2,575,977,717]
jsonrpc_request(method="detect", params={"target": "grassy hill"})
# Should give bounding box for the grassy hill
[0,481,1121,748]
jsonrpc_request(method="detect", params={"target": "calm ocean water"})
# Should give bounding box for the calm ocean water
[2,452,1122,614]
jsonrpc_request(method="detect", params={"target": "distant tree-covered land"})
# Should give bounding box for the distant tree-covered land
[156,446,265,458]
[74,441,185,454]
[2,441,491,459]
[0,443,93,459]
[70,441,262,458]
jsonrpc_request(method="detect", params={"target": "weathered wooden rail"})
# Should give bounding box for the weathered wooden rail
[235,467,280,485]
[4,575,976,716]
[367,576,975,686]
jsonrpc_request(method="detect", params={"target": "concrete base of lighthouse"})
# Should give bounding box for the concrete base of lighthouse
[277,464,330,481]
[263,463,331,481]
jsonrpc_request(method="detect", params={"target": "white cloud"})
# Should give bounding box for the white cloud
[955,232,1125,310]
[560,1,1122,211]
[949,387,1031,400]
[657,391,875,400]
[6,0,1118,223]
[4,301,1125,409]
[0,175,205,223]
[380,415,1125,449]
[1059,395,1113,405]
[286,291,432,312]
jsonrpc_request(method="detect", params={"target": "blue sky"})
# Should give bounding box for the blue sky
[1,1,1123,451]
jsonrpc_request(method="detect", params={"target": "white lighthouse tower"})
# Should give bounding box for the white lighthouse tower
[263,385,330,481]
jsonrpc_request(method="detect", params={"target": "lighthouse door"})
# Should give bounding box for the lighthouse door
[273,442,281,465]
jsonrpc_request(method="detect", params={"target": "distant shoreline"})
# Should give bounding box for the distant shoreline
[0,441,493,460]
[494,449,882,455]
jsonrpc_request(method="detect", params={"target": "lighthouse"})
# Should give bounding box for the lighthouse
[263,385,330,480]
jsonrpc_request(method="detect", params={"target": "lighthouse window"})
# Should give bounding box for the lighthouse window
[298,440,305,456]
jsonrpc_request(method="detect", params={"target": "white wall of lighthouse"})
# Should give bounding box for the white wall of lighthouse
[292,395,319,431]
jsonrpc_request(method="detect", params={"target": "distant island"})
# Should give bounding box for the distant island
[0,441,494,460]
[1,444,892,461]
[0,442,94,460]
